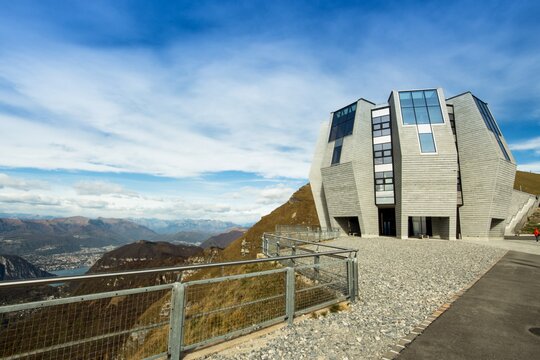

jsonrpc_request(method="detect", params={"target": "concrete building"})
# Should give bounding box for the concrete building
[310,88,536,240]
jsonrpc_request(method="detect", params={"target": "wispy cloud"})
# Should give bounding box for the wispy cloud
[74,180,137,196]
[0,173,49,191]
[0,173,298,223]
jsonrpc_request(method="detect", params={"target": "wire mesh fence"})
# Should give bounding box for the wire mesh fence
[0,231,357,359]
[182,269,287,350]
[0,284,172,360]
[274,225,340,242]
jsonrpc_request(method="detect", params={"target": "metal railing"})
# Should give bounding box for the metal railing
[0,232,357,359]
[273,225,341,242]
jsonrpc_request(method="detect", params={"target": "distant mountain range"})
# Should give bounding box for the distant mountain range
[0,254,54,281]
[0,216,157,256]
[130,218,242,234]
[0,215,248,258]
[200,228,247,249]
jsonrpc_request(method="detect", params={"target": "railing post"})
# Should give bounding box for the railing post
[276,241,280,257]
[314,255,320,279]
[262,235,267,256]
[286,267,295,326]
[352,256,359,301]
[168,282,186,360]
[347,258,358,302]
[347,259,354,302]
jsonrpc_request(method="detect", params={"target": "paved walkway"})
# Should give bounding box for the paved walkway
[459,237,540,255]
[398,251,540,360]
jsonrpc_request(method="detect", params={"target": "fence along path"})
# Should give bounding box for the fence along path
[0,230,357,360]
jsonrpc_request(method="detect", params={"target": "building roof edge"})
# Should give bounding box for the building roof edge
[357,98,376,105]
[446,91,472,101]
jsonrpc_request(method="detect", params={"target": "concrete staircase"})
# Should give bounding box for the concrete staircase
[505,195,539,236]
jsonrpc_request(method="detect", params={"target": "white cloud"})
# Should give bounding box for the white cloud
[0,173,49,191]
[0,39,348,180]
[0,179,297,223]
[517,162,540,173]
[510,137,540,155]
[74,180,135,196]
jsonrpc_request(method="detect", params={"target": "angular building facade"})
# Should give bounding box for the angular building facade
[309,88,520,240]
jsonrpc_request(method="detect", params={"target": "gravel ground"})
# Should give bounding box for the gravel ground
[205,237,506,360]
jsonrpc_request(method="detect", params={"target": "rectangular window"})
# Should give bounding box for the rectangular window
[372,114,392,137]
[331,145,342,165]
[419,133,436,153]
[399,89,444,125]
[427,106,443,124]
[329,103,356,142]
[399,92,413,107]
[401,107,416,125]
[414,107,430,124]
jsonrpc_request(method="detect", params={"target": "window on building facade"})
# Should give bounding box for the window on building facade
[329,103,357,142]
[375,171,394,204]
[399,90,444,125]
[331,138,343,165]
[418,133,436,153]
[372,115,391,137]
[473,96,511,161]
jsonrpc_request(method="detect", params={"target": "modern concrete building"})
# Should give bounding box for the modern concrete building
[310,88,536,240]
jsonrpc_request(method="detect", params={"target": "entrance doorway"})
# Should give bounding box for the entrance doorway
[408,216,433,237]
[334,217,361,236]
[379,208,396,236]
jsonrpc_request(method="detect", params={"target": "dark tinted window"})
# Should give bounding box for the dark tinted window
[329,103,357,142]
[473,96,510,161]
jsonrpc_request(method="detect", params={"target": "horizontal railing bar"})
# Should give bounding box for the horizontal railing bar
[0,283,173,313]
[294,296,349,317]
[185,267,286,286]
[263,233,351,251]
[295,280,345,294]
[0,321,169,360]
[182,316,286,351]
[0,249,356,288]
[185,293,286,320]
[143,352,168,360]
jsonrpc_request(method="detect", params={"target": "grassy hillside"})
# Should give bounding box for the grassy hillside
[514,170,540,195]
[217,183,319,262]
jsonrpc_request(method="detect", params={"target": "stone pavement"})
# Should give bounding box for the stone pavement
[398,251,540,360]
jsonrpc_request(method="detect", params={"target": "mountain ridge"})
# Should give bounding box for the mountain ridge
[0,254,54,281]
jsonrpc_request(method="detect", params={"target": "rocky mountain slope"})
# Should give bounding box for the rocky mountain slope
[88,240,203,273]
[0,254,54,281]
[200,229,247,249]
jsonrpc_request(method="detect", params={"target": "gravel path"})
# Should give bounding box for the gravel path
[205,237,506,360]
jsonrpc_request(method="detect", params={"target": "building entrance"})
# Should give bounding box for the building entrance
[408,216,433,237]
[378,208,396,236]
[334,217,361,236]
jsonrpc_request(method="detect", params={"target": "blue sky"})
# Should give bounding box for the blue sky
[0,0,539,223]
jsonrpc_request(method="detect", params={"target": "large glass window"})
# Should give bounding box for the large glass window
[329,103,356,142]
[399,90,444,125]
[372,114,391,137]
[419,133,436,153]
[473,96,510,161]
